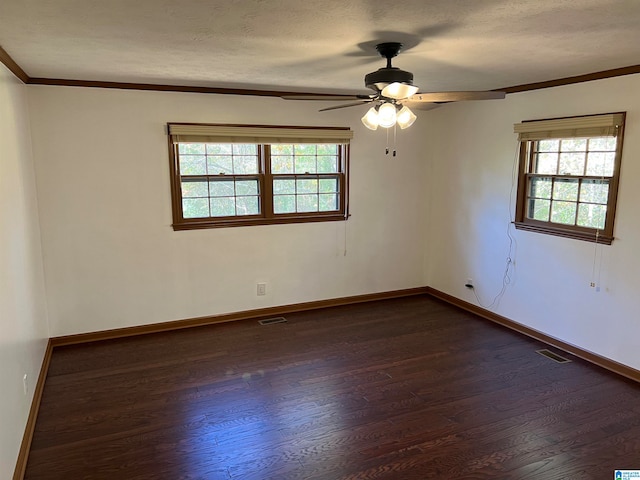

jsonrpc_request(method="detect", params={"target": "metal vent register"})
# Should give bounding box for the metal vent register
[258,317,287,326]
[536,349,572,363]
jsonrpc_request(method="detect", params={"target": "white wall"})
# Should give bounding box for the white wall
[27,86,428,337]
[425,74,640,370]
[0,66,49,478]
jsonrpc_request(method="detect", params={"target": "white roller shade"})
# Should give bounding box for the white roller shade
[514,113,625,141]
[168,123,353,144]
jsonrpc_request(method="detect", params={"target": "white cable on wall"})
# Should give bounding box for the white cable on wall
[471,140,519,309]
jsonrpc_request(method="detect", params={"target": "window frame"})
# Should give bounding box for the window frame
[514,113,625,244]
[168,123,350,230]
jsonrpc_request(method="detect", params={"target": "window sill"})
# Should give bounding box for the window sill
[514,222,613,245]
[173,213,348,231]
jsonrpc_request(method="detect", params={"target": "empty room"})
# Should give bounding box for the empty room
[2,1,640,479]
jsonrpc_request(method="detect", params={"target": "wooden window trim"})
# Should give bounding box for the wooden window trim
[168,125,350,230]
[514,113,625,245]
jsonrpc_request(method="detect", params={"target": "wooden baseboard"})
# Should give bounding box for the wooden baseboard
[426,286,640,384]
[13,340,53,480]
[51,287,430,347]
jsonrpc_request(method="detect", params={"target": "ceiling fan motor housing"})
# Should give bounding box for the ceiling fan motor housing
[365,67,414,93]
[365,42,414,93]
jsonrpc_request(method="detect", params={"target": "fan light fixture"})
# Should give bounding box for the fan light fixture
[396,105,417,129]
[381,82,419,100]
[361,102,416,130]
[361,106,380,130]
[377,102,397,128]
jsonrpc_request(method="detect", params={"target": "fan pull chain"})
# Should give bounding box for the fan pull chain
[385,128,390,155]
[393,124,397,157]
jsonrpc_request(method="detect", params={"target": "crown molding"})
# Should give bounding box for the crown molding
[26,77,351,98]
[498,64,640,94]
[1,43,640,98]
[0,45,29,83]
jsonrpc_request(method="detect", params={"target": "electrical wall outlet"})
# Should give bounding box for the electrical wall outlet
[257,283,266,296]
[465,278,474,288]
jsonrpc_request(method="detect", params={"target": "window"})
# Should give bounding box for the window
[168,123,352,230]
[514,113,625,244]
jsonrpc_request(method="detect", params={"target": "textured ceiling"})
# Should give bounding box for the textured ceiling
[1,0,640,94]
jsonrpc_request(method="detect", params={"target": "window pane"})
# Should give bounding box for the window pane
[317,144,337,155]
[272,144,293,155]
[586,152,615,177]
[529,177,551,199]
[577,204,606,229]
[235,196,259,216]
[560,138,587,152]
[271,155,294,174]
[553,179,579,201]
[233,144,257,155]
[233,156,259,174]
[183,198,209,218]
[580,179,609,204]
[297,194,318,212]
[294,144,316,155]
[235,180,258,196]
[210,197,235,217]
[528,198,550,221]
[179,144,205,155]
[181,180,208,198]
[537,140,559,152]
[535,153,557,174]
[273,179,295,195]
[296,179,317,194]
[588,137,616,151]
[319,178,338,193]
[209,180,235,197]
[551,200,577,225]
[558,152,586,176]
[180,155,207,175]
[273,195,296,214]
[319,193,338,211]
[206,144,232,155]
[207,155,233,175]
[295,156,316,174]
[317,156,338,173]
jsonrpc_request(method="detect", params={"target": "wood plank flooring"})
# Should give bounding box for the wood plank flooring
[24,295,640,479]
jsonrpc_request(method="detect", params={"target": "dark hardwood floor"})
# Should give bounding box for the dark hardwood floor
[25,295,640,479]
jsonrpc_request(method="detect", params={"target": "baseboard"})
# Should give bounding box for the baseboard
[426,286,640,384]
[51,286,430,347]
[13,339,53,480]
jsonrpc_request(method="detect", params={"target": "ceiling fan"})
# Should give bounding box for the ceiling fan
[283,42,505,130]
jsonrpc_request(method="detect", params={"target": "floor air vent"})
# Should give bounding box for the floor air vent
[258,317,287,326]
[536,349,571,363]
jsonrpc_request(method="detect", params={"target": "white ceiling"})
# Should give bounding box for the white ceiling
[1,0,640,94]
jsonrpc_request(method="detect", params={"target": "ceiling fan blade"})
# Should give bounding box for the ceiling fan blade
[282,94,372,101]
[402,102,441,111]
[410,91,506,102]
[319,100,373,112]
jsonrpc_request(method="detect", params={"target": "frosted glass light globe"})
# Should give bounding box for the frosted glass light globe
[377,102,397,128]
[361,107,379,130]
